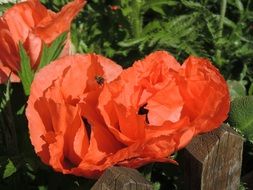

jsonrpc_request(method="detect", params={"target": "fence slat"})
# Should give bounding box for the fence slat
[91,166,152,190]
[179,124,244,190]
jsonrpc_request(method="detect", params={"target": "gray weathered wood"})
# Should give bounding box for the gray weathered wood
[91,166,152,190]
[179,124,243,190]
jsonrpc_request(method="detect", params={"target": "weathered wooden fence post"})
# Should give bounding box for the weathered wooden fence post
[179,124,244,190]
[91,166,152,190]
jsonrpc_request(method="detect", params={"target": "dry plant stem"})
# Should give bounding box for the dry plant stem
[215,0,227,67]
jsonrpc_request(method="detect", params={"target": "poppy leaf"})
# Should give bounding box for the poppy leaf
[142,0,178,12]
[37,32,68,71]
[229,96,253,142]
[48,32,68,61]
[118,37,147,47]
[18,42,35,96]
[227,80,246,101]
[248,83,253,95]
[0,78,12,112]
[3,159,17,179]
[181,0,203,9]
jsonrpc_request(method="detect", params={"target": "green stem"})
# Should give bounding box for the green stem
[131,0,143,38]
[215,0,227,67]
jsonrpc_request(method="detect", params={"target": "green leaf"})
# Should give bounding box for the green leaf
[37,32,67,71]
[211,14,237,29]
[153,182,161,190]
[181,0,203,9]
[3,159,17,179]
[18,42,34,96]
[38,186,47,190]
[118,36,147,47]
[151,6,166,15]
[240,64,248,81]
[16,105,25,115]
[227,80,246,100]
[248,83,253,95]
[229,96,253,141]
[142,0,178,12]
[223,16,237,29]
[0,78,12,113]
[235,0,244,12]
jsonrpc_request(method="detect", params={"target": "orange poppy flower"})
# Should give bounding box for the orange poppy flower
[26,54,124,178]
[177,55,230,135]
[0,0,85,83]
[98,51,230,162]
[26,51,229,179]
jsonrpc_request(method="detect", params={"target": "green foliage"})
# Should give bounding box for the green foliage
[38,32,68,70]
[18,32,67,96]
[3,159,17,179]
[18,43,35,96]
[239,182,248,190]
[227,63,253,100]
[40,0,70,11]
[70,0,253,70]
[227,80,246,100]
[0,79,12,113]
[229,96,253,142]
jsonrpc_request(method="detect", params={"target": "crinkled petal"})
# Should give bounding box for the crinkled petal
[34,0,86,44]
[3,0,50,43]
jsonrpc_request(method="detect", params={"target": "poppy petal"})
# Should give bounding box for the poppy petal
[34,0,86,44]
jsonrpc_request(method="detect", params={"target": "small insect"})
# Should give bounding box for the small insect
[95,75,105,85]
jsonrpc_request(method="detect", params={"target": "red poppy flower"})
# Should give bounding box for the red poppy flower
[26,51,229,179]
[98,51,230,160]
[0,0,85,83]
[26,54,124,178]
[177,55,230,135]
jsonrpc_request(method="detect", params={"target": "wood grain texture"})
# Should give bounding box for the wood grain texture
[179,124,243,190]
[91,166,152,190]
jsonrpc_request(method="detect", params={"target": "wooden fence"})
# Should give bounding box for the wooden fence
[92,124,245,190]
